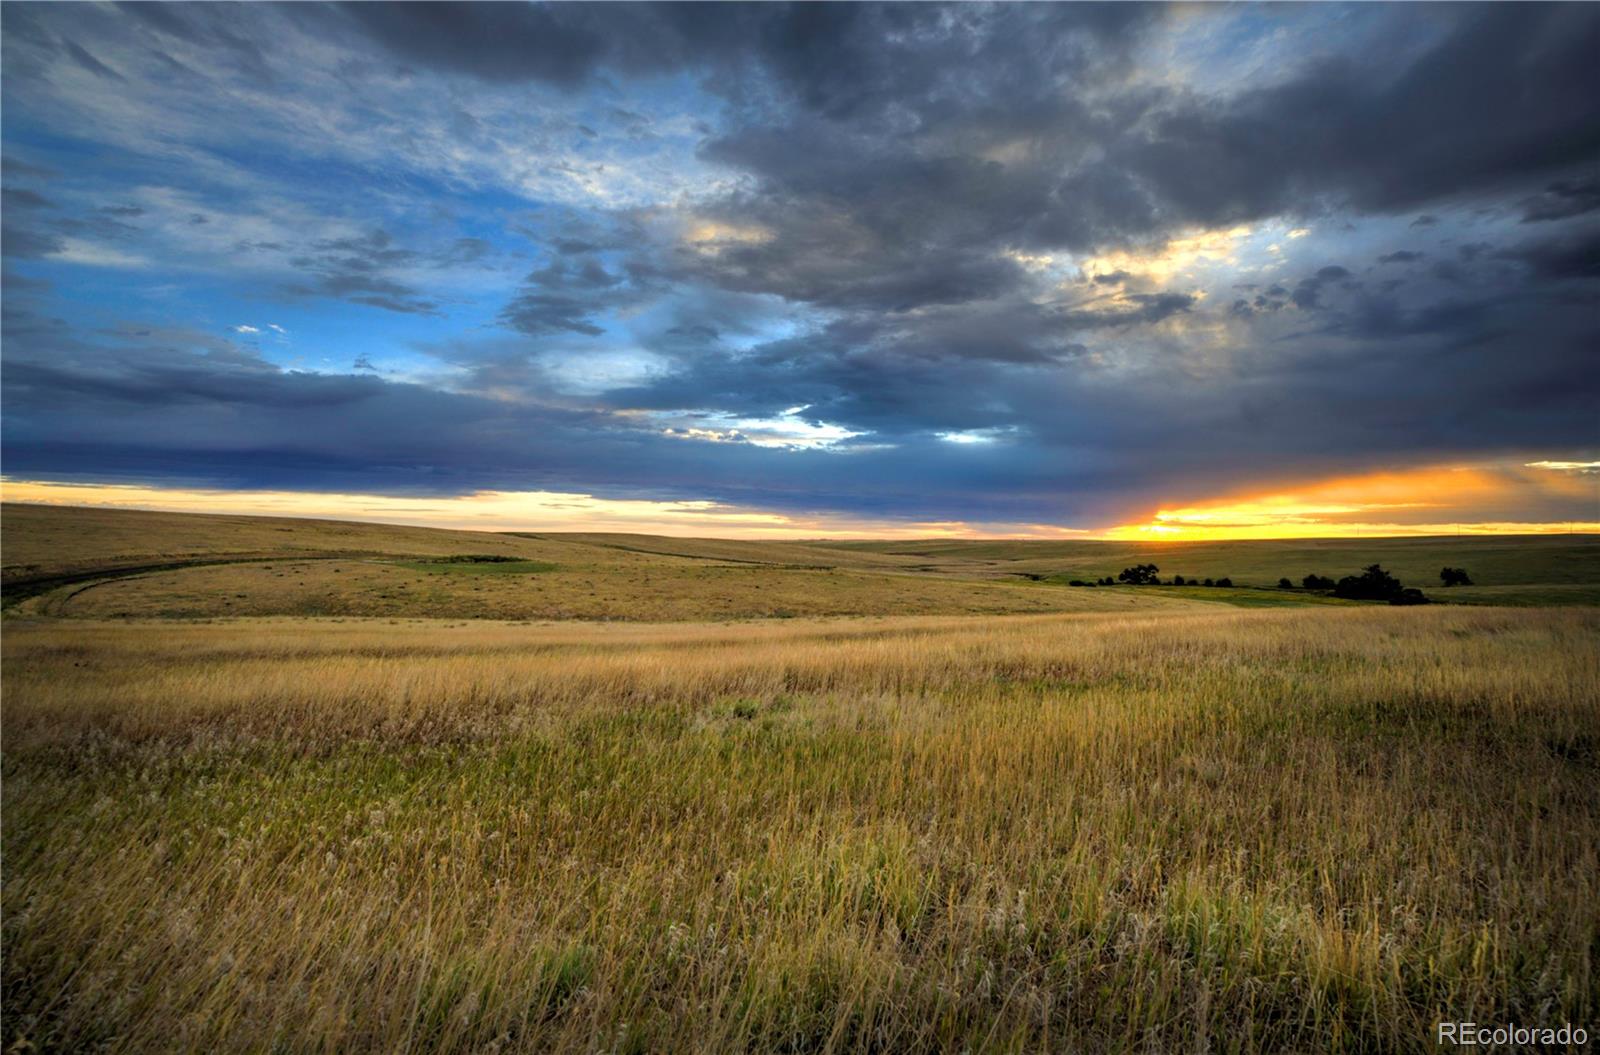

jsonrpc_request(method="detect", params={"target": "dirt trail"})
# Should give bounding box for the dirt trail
[1,554,360,615]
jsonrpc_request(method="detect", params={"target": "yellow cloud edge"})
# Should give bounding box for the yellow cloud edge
[3,458,1595,542]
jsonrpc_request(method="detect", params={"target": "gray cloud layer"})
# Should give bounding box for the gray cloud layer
[3,3,1597,526]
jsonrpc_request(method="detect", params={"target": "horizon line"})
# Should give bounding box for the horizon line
[5,498,1598,547]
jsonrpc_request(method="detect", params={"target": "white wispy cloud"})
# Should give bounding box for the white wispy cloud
[1526,460,1600,474]
[49,239,149,269]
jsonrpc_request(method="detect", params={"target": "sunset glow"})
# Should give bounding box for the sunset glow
[8,459,1595,542]
[1104,464,1600,540]
[0,479,1094,540]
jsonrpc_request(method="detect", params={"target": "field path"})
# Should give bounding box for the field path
[2,554,356,615]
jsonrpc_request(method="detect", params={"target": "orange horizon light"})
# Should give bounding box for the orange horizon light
[1102,463,1600,541]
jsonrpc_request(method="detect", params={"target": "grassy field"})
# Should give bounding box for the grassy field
[5,608,1598,1053]
[826,534,1600,588]
[0,502,567,578]
[10,555,1197,622]
[6,504,1597,620]
[1,505,1198,621]
[3,504,1599,1052]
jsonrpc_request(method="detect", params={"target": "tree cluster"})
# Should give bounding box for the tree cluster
[1331,564,1429,605]
[1069,566,1237,587]
[1060,561,1452,606]
[1117,563,1161,585]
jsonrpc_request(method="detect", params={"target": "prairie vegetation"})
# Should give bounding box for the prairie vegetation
[5,607,1599,1053]
[0,502,568,580]
[4,504,1599,1052]
[832,533,1600,589]
[6,504,1596,620]
[11,555,1192,622]
[1,505,1195,621]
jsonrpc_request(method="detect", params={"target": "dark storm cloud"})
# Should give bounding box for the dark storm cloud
[54,2,1600,284]
[651,3,1600,319]
[663,204,1028,312]
[1320,296,1501,344]
[327,2,608,86]
[499,257,641,337]
[1100,6,1600,225]
[1520,176,1600,223]
[407,0,1600,441]
[329,3,1196,314]
[1056,293,1196,330]
[5,356,378,410]
[319,3,1155,96]
[1291,267,1356,310]
[1499,227,1600,282]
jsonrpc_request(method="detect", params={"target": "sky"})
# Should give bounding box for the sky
[2,2,1597,539]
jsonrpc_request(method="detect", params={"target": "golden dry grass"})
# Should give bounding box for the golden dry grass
[9,505,1598,625]
[533,533,932,571]
[2,504,1208,621]
[827,533,1600,587]
[0,502,570,579]
[24,558,1197,621]
[5,606,1598,1052]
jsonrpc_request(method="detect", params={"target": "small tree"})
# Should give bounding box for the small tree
[1173,574,1187,586]
[1278,577,1293,588]
[1302,573,1335,590]
[1118,563,1160,585]
[1202,577,1214,587]
[1215,577,1233,587]
[1440,567,1473,587]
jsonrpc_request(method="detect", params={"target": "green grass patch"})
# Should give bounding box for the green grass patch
[1430,583,1600,607]
[1156,586,1369,608]
[1045,580,1366,607]
[832,534,1600,588]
